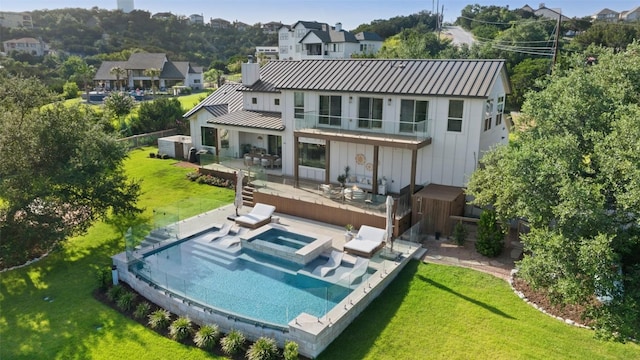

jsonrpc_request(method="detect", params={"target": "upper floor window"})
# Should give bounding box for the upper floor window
[399,99,428,133]
[252,97,257,104]
[358,97,383,129]
[484,99,493,131]
[447,100,464,132]
[279,33,288,40]
[294,92,305,119]
[495,96,505,126]
[274,98,280,106]
[319,95,342,126]
[296,28,306,38]
[279,46,288,54]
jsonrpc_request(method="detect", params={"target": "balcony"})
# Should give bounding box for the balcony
[294,112,431,148]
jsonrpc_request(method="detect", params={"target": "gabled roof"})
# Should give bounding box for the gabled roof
[594,8,619,15]
[94,60,129,80]
[4,37,40,43]
[183,83,243,118]
[127,53,166,70]
[241,59,510,97]
[328,30,358,43]
[160,61,187,79]
[355,31,383,42]
[292,21,326,30]
[207,110,284,131]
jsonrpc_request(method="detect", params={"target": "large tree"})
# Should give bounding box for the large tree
[466,43,640,340]
[0,77,141,268]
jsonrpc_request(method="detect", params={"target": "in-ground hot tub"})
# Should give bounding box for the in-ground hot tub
[241,224,332,265]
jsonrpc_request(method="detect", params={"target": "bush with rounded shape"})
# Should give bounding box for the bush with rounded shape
[194,324,220,350]
[246,337,278,360]
[452,221,468,246]
[475,209,505,257]
[169,316,192,342]
[116,291,137,312]
[106,284,124,302]
[283,340,299,360]
[133,302,151,319]
[147,309,171,330]
[95,267,111,291]
[220,329,246,356]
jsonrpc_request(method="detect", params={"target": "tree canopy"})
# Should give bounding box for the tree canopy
[0,76,141,268]
[466,43,640,340]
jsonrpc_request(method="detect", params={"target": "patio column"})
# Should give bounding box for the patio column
[372,145,379,195]
[294,134,299,188]
[410,148,417,195]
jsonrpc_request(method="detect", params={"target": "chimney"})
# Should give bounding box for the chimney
[335,22,342,32]
[242,56,260,86]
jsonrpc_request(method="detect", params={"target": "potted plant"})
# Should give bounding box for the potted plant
[344,224,354,241]
[337,165,350,188]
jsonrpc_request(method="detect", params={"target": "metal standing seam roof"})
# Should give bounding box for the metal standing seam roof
[207,110,284,131]
[240,59,509,97]
[183,82,244,118]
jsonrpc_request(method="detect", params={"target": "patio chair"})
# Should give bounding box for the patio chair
[343,225,386,257]
[312,250,343,277]
[207,222,233,242]
[235,203,276,229]
[338,256,369,285]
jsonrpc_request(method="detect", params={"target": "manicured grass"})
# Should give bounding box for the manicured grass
[319,261,640,360]
[2,147,639,359]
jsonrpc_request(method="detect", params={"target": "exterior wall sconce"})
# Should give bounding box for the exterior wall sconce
[387,98,392,105]
[349,96,353,103]
[257,136,263,140]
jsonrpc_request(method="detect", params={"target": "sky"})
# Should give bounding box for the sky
[3,1,640,30]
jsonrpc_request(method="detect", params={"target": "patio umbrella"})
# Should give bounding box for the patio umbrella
[385,195,394,252]
[234,170,244,216]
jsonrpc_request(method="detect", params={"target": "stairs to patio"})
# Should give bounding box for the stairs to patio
[242,184,255,206]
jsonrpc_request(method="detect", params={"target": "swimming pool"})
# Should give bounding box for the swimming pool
[247,227,315,250]
[134,228,353,327]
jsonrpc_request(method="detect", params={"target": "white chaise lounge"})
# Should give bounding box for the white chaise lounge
[313,250,343,277]
[207,222,233,242]
[339,256,369,285]
[343,225,386,257]
[235,203,276,229]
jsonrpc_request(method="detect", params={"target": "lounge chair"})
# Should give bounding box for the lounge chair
[343,225,386,257]
[207,222,233,242]
[339,257,369,285]
[312,250,343,277]
[235,203,276,229]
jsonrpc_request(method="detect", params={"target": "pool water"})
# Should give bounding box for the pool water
[247,227,315,250]
[137,230,351,327]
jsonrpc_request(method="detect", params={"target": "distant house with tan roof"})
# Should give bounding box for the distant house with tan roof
[2,37,48,56]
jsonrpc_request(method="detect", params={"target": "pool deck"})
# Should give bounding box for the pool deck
[114,203,424,358]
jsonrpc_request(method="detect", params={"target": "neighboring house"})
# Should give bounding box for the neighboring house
[262,21,282,34]
[185,59,510,195]
[0,11,34,28]
[210,18,231,29]
[520,4,569,21]
[592,8,620,22]
[189,14,204,25]
[620,6,640,22]
[234,21,251,31]
[94,53,203,90]
[152,12,175,21]
[2,37,48,56]
[256,46,279,61]
[278,21,383,60]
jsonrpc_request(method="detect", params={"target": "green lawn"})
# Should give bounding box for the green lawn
[1,147,639,359]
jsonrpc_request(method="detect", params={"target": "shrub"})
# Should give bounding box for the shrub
[194,324,220,350]
[186,171,201,181]
[147,309,171,330]
[161,153,170,159]
[169,316,193,342]
[221,329,246,356]
[62,81,79,99]
[475,209,505,257]
[106,284,124,302]
[283,340,299,360]
[452,221,468,246]
[95,267,112,291]
[149,152,156,158]
[246,337,278,360]
[116,291,137,312]
[133,302,151,319]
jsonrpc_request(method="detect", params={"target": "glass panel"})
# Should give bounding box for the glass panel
[329,96,341,126]
[447,119,462,132]
[298,143,326,168]
[319,95,330,125]
[358,97,370,128]
[399,99,414,133]
[372,98,383,128]
[201,127,216,146]
[448,100,464,118]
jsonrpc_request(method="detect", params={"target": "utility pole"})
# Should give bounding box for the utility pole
[551,14,562,70]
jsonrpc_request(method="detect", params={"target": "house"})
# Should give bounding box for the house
[2,37,48,56]
[278,21,383,60]
[592,8,620,22]
[151,12,175,21]
[185,58,510,197]
[0,11,34,28]
[255,46,279,61]
[234,21,251,31]
[189,14,204,25]
[520,4,569,21]
[620,6,640,22]
[262,21,282,34]
[94,53,203,91]
[210,18,231,29]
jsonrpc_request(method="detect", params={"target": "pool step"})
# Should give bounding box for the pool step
[190,243,239,269]
[137,230,174,249]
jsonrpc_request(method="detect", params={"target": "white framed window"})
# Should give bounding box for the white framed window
[447,100,464,132]
[358,97,383,129]
[252,97,257,104]
[319,95,342,126]
[279,46,288,54]
[279,33,288,40]
[294,92,305,119]
[496,95,505,126]
[484,99,493,131]
[399,99,428,133]
[274,98,280,106]
[296,28,306,38]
